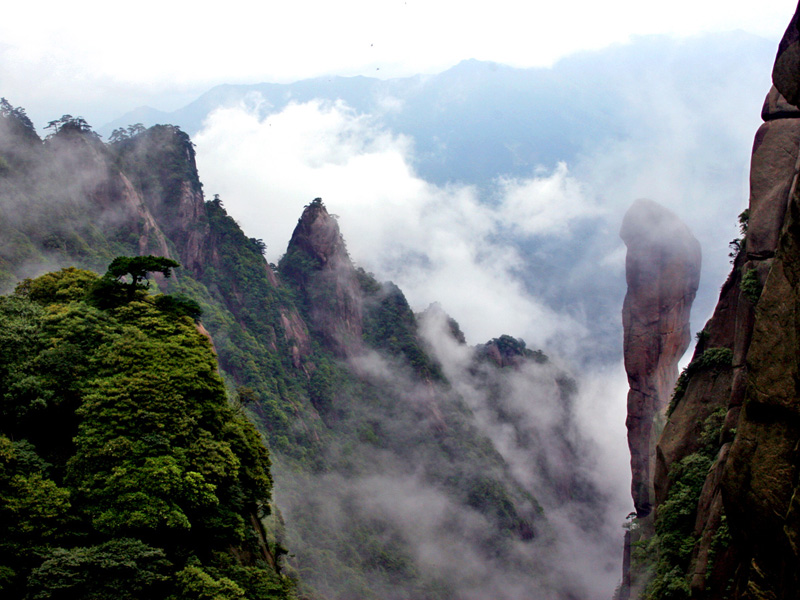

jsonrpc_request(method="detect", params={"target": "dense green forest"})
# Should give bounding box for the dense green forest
[0,264,294,599]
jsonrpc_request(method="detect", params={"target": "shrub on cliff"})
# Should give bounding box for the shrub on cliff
[668,348,733,416]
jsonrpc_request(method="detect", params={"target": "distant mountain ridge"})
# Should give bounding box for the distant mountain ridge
[98,32,777,373]
[101,32,775,187]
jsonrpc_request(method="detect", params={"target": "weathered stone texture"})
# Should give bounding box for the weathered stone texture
[644,4,800,595]
[761,85,800,121]
[747,119,800,257]
[621,198,701,517]
[773,2,800,106]
[285,200,364,356]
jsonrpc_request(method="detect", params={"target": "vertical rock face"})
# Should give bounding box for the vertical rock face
[717,8,800,594]
[116,125,210,273]
[621,199,701,518]
[642,4,800,597]
[773,1,800,107]
[281,198,364,356]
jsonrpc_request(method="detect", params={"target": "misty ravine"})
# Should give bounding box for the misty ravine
[5,9,800,600]
[0,102,628,600]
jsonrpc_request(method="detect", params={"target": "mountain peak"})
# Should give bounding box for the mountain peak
[290,198,349,267]
[281,198,363,356]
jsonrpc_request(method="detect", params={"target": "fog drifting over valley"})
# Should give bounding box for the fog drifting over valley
[193,36,766,356]
[187,33,775,595]
[195,100,636,596]
[1,2,789,593]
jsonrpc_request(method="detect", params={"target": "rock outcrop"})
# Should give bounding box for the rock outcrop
[716,7,800,593]
[115,125,210,272]
[639,3,800,597]
[281,198,363,356]
[773,2,800,107]
[621,199,701,518]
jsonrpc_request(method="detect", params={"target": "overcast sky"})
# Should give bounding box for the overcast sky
[1,0,795,126]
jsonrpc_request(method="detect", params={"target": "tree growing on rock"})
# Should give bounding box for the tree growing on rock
[91,255,180,305]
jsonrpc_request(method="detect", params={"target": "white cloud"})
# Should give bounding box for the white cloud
[0,1,792,128]
[496,163,601,236]
[195,97,599,349]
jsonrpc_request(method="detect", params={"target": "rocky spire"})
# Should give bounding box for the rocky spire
[620,198,701,518]
[281,198,364,356]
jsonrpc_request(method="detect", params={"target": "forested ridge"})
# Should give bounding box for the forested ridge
[0,100,606,600]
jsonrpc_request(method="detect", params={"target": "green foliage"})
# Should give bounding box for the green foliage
[639,403,727,599]
[494,335,527,358]
[647,565,691,600]
[199,199,323,458]
[16,267,99,304]
[0,98,39,143]
[705,514,732,582]
[696,348,734,369]
[105,255,179,284]
[738,208,749,236]
[464,475,525,532]
[740,268,762,304]
[44,115,100,139]
[479,334,549,365]
[173,564,246,600]
[108,124,146,145]
[115,125,202,207]
[699,408,726,455]
[154,294,203,321]
[727,209,750,264]
[90,255,180,305]
[728,238,741,263]
[642,453,712,600]
[0,108,558,600]
[277,248,321,298]
[0,265,294,599]
[0,436,72,594]
[26,539,171,600]
[669,348,733,416]
[361,278,445,381]
[308,359,335,417]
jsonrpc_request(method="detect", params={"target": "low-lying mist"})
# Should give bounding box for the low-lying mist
[190,44,766,595]
[272,325,630,599]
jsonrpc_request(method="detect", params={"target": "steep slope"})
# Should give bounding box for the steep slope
[274,201,560,599]
[631,4,800,597]
[279,198,363,357]
[717,8,800,594]
[0,102,615,599]
[0,110,325,460]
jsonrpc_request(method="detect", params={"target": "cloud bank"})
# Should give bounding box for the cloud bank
[194,98,603,352]
[196,97,637,596]
[192,55,767,593]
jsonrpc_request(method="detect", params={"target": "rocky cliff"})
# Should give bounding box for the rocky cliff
[633,3,800,597]
[717,7,800,595]
[621,199,701,519]
[279,198,363,357]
